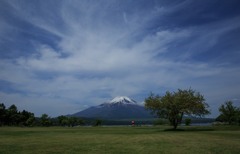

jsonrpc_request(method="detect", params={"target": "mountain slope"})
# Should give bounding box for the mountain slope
[68,96,153,119]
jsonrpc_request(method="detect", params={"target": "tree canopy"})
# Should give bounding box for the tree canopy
[145,88,211,129]
[218,101,240,124]
[57,115,79,127]
[68,116,78,127]
[57,115,68,125]
[184,118,191,126]
[78,118,85,125]
[92,119,103,126]
[40,114,52,127]
[0,103,35,126]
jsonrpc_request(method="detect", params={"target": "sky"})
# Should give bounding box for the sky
[0,0,240,118]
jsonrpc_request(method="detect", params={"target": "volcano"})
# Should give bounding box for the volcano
[67,96,153,119]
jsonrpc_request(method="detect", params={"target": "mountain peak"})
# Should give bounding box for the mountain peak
[99,96,138,107]
[109,96,132,103]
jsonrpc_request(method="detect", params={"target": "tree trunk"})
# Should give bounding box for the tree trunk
[173,119,178,130]
[179,112,183,124]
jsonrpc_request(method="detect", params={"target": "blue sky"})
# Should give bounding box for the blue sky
[0,0,240,118]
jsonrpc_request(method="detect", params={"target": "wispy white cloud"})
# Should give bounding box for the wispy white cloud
[0,0,239,117]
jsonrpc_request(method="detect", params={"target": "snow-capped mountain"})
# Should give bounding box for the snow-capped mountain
[67,96,152,119]
[99,96,139,107]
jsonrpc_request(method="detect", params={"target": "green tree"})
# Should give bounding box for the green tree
[145,88,211,130]
[215,114,224,122]
[20,110,34,125]
[8,104,18,113]
[0,104,35,126]
[44,121,50,127]
[184,118,191,125]
[26,117,35,126]
[78,118,85,125]
[219,101,239,124]
[0,103,6,125]
[11,114,25,125]
[7,104,18,125]
[57,115,68,125]
[61,119,69,126]
[68,116,78,127]
[40,114,51,126]
[94,119,103,126]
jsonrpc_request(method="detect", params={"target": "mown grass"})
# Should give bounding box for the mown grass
[0,126,240,153]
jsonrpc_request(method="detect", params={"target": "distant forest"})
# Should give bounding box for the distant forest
[0,103,215,127]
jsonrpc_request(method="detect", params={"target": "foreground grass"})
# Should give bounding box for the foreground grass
[0,126,240,154]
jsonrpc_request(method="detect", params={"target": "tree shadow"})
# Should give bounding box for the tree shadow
[164,128,215,132]
[164,129,185,131]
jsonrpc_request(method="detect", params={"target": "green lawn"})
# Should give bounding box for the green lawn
[0,126,240,153]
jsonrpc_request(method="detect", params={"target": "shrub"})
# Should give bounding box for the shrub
[61,119,69,126]
[44,121,50,127]
[91,119,103,126]
[95,119,103,126]
[26,117,35,126]
[184,118,191,125]
[78,119,85,125]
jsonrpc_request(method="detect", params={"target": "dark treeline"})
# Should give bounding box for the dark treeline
[76,117,215,125]
[0,102,216,127]
[0,103,35,126]
[2,101,237,127]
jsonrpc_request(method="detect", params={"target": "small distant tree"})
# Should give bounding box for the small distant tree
[78,119,85,125]
[7,104,18,125]
[44,121,50,127]
[219,101,239,124]
[61,119,69,126]
[68,116,78,127]
[94,119,103,126]
[40,114,51,127]
[20,110,34,125]
[26,117,35,126]
[184,118,191,125]
[57,115,68,125]
[90,121,95,126]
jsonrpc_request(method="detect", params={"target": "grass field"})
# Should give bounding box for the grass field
[0,126,240,153]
